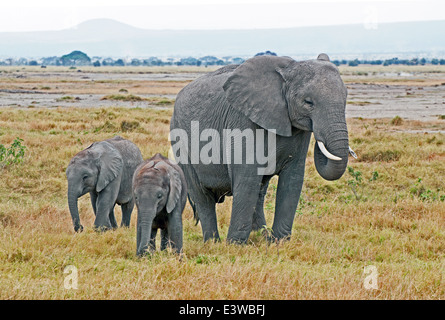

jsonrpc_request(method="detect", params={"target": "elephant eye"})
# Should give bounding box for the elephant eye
[82,175,88,180]
[304,98,313,106]
[157,192,163,199]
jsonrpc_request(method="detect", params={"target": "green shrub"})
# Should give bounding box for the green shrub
[155,98,175,105]
[120,120,140,132]
[0,137,26,168]
[410,178,445,202]
[94,121,117,133]
[390,116,403,125]
[101,94,144,101]
[347,166,363,200]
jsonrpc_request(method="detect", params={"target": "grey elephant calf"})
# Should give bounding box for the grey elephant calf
[132,153,187,256]
[66,136,143,232]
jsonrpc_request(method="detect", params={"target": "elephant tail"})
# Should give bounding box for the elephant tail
[187,193,199,225]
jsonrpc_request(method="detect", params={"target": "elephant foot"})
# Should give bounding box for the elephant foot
[137,246,155,257]
[74,224,84,233]
[226,237,248,245]
[266,232,291,244]
[203,230,221,243]
[93,224,112,233]
[120,221,131,228]
[136,250,151,258]
[227,225,252,245]
[203,236,221,244]
[226,231,250,245]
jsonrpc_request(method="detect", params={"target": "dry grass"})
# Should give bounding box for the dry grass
[0,105,444,300]
[2,65,445,98]
[0,66,213,96]
[101,94,175,106]
[0,78,190,95]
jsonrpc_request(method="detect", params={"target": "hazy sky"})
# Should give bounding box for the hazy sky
[2,0,444,32]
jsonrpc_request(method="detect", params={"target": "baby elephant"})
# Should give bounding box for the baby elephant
[133,153,187,256]
[66,136,143,232]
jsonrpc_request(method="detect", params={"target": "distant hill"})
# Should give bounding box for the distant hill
[1,18,444,58]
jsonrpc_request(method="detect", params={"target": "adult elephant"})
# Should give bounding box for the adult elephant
[170,54,355,243]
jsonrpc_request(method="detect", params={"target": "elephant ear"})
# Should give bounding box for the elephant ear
[223,55,295,137]
[155,161,182,213]
[317,53,330,61]
[96,142,123,193]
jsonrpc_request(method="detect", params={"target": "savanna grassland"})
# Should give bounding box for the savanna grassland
[0,65,444,300]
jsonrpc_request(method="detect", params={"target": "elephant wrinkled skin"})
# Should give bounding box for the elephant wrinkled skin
[170,54,353,243]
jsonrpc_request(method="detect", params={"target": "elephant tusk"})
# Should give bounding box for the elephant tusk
[349,147,358,159]
[317,141,342,161]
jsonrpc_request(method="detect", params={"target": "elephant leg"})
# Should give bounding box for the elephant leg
[90,192,97,216]
[179,162,219,242]
[252,177,271,231]
[120,199,134,227]
[109,204,118,229]
[227,173,263,244]
[160,228,169,251]
[272,145,309,240]
[272,173,304,240]
[166,209,183,253]
[94,200,113,230]
[94,182,119,230]
[190,189,219,242]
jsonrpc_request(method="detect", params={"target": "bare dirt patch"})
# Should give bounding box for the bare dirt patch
[346,83,445,121]
[1,65,445,122]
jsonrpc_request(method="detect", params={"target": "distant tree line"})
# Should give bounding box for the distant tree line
[0,50,246,67]
[333,57,445,67]
[1,50,444,67]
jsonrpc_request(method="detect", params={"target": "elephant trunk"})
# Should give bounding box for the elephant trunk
[313,119,349,181]
[67,188,83,232]
[136,211,154,256]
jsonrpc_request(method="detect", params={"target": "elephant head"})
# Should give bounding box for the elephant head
[133,154,183,256]
[223,53,351,181]
[66,141,123,232]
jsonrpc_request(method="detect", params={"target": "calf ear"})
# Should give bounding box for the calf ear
[167,168,182,213]
[96,143,123,193]
[155,161,182,213]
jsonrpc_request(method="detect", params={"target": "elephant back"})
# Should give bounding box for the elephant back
[106,136,143,170]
